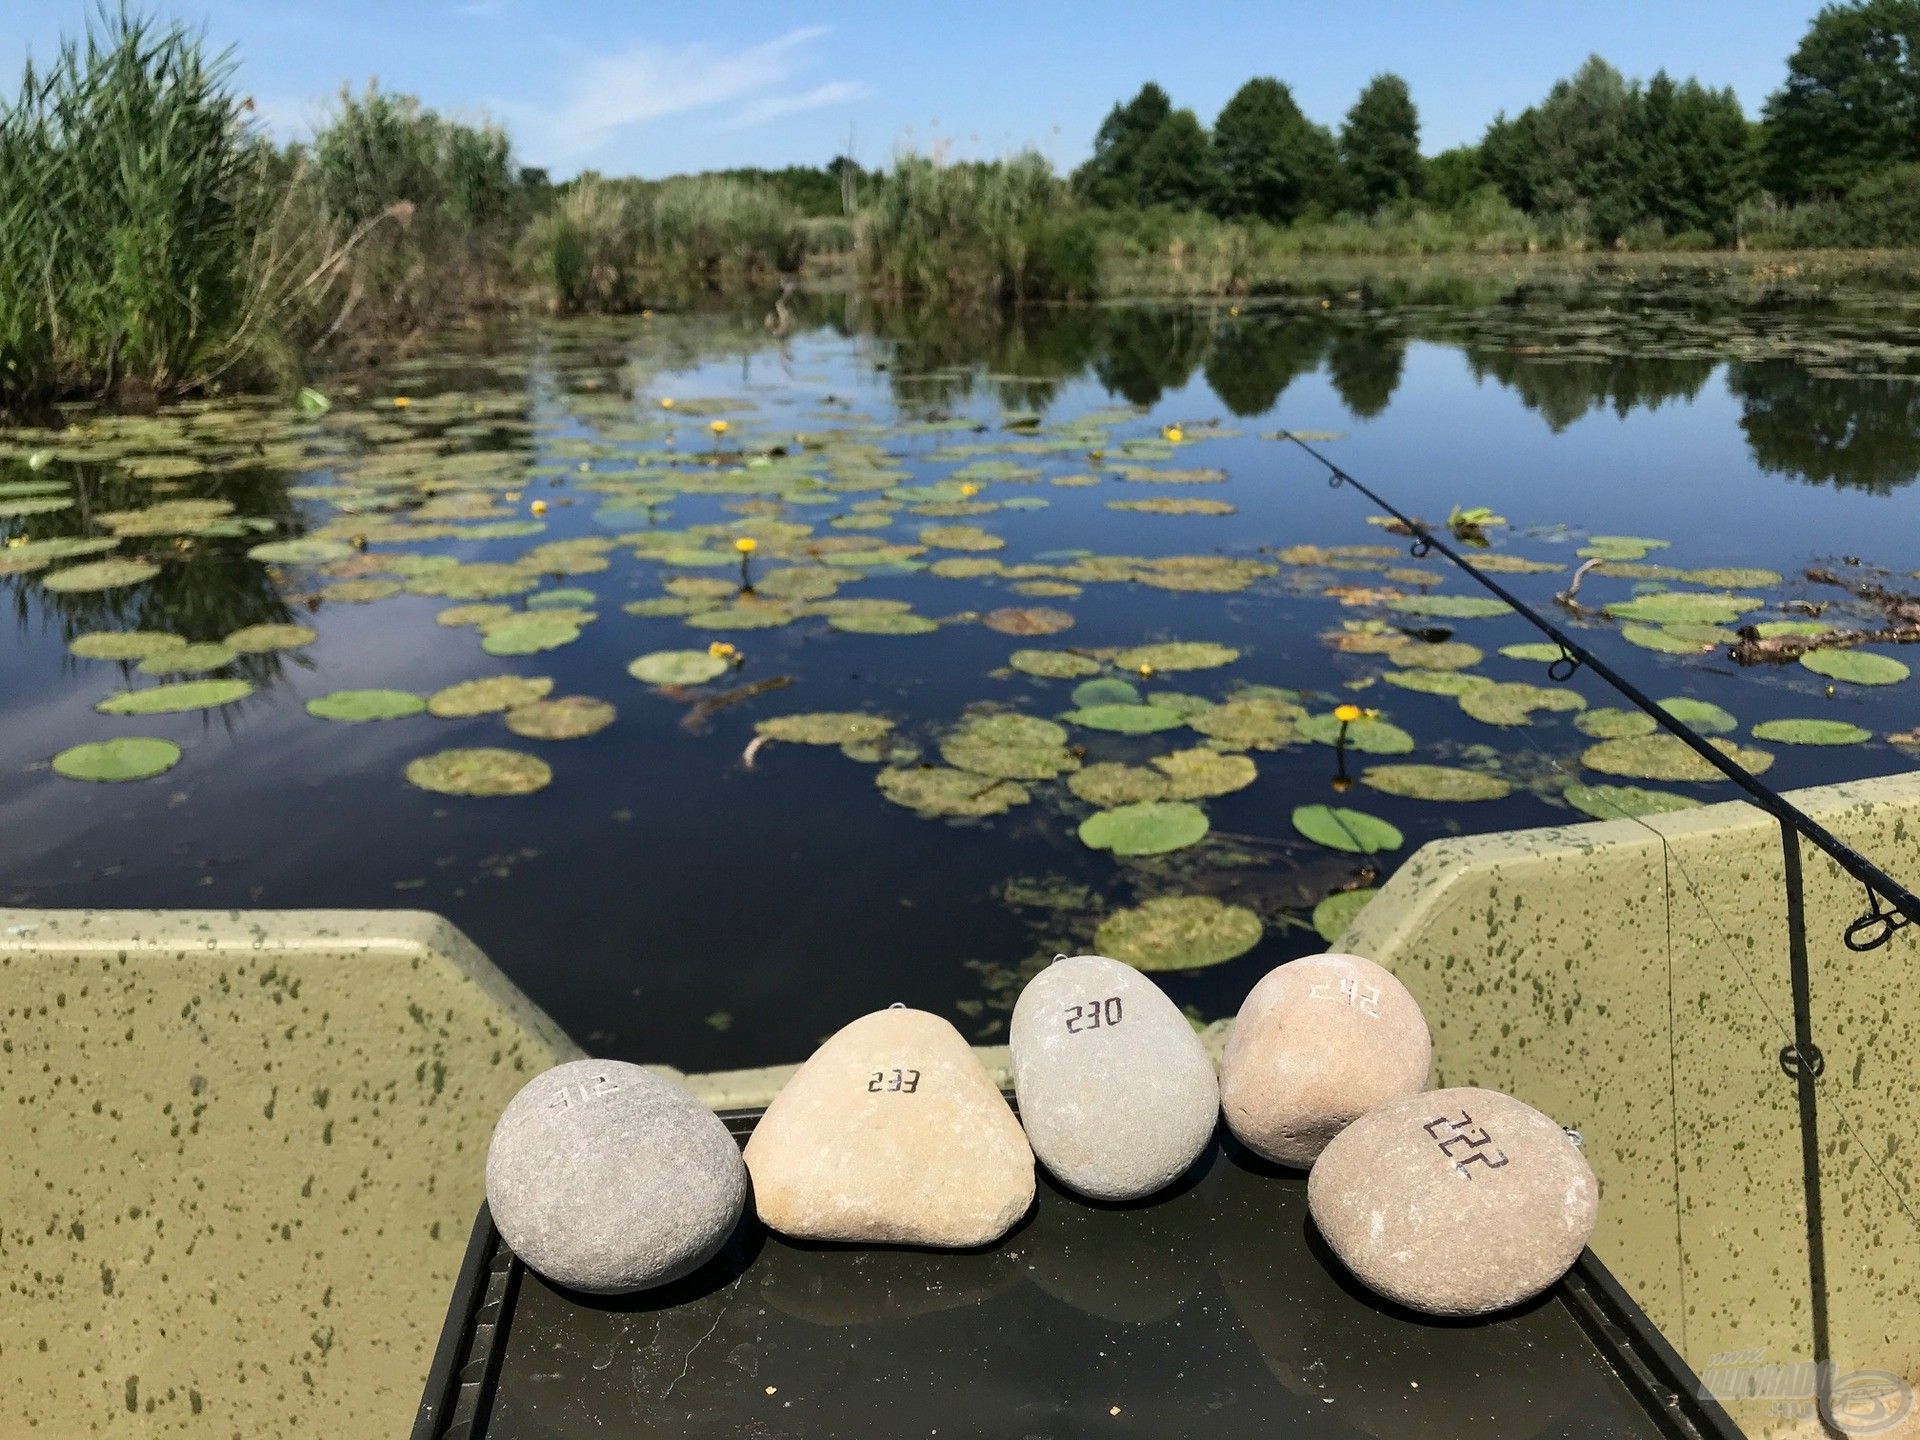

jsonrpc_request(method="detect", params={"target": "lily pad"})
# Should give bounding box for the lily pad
[1458,682,1587,727]
[1094,895,1263,972]
[1313,888,1378,943]
[756,713,894,745]
[427,675,555,717]
[1361,764,1512,801]
[1111,641,1240,673]
[1380,669,1489,696]
[1188,697,1302,750]
[919,524,1004,551]
[136,643,236,677]
[43,559,160,592]
[687,602,803,630]
[505,696,617,740]
[308,689,427,722]
[405,747,552,797]
[1580,734,1774,782]
[1296,714,1416,753]
[1498,642,1564,663]
[1620,623,1715,655]
[983,606,1074,636]
[1798,650,1909,686]
[319,578,402,604]
[248,538,354,564]
[1563,783,1703,820]
[1078,801,1210,857]
[627,650,729,686]
[1292,804,1404,854]
[481,614,582,656]
[1009,649,1103,679]
[1062,703,1187,734]
[1386,594,1510,619]
[1392,641,1483,671]
[1152,748,1257,798]
[1067,763,1170,807]
[526,587,598,609]
[97,679,253,715]
[1071,677,1141,707]
[1606,592,1761,626]
[1750,719,1872,746]
[225,623,318,654]
[52,736,182,782]
[940,713,1078,780]
[69,631,186,662]
[1656,697,1738,735]
[875,765,1030,818]
[827,611,939,635]
[1576,707,1658,739]
[438,603,518,628]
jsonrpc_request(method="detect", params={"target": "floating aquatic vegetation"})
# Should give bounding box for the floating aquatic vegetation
[1798,650,1909,686]
[1458,682,1587,727]
[405,563,541,599]
[1297,713,1416,753]
[1010,580,1081,598]
[1575,707,1658,739]
[875,765,1030,818]
[405,747,552,797]
[1361,764,1512,801]
[1070,677,1139,707]
[622,596,707,618]
[427,675,555,717]
[1606,592,1761,626]
[0,536,120,575]
[664,576,737,600]
[481,614,582,656]
[1067,763,1169,807]
[1292,804,1404,854]
[827,611,939,635]
[919,524,1004,552]
[1392,641,1483,671]
[69,631,186,662]
[755,566,842,601]
[1386,594,1510,619]
[1498,642,1563,663]
[505,696,617,740]
[940,713,1078,781]
[439,603,517,628]
[1580,734,1774,781]
[983,606,1074,636]
[43,559,160,593]
[1078,800,1210,857]
[1188,696,1302,750]
[1313,888,1378,942]
[1753,620,1828,638]
[1008,649,1103,679]
[1579,535,1670,561]
[137,643,236,677]
[1656,697,1737,735]
[0,494,74,517]
[52,737,181,783]
[1620,623,1716,655]
[1111,641,1239,673]
[1683,567,1783,588]
[527,587,599,609]
[1093,895,1263,972]
[1750,718,1873,745]
[225,623,318,653]
[1381,669,1490,696]
[248,538,354,565]
[1151,748,1256,798]
[319,579,402,604]
[1562,783,1703,820]
[928,556,1004,580]
[97,679,253,715]
[308,689,428,722]
[628,650,729,686]
[1105,498,1236,516]
[755,713,894,745]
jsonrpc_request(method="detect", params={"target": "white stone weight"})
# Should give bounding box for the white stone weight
[744,1007,1034,1247]
[1220,952,1431,1167]
[485,1059,746,1294]
[1307,1085,1599,1316]
[1011,954,1218,1201]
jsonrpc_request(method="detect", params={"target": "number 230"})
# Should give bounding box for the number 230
[1064,997,1123,1033]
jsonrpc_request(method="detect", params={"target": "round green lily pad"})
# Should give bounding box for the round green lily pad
[1093,895,1263,972]
[1067,763,1170,807]
[1620,623,1715,655]
[1079,801,1210,857]
[248,538,354,564]
[940,713,1078,781]
[1187,697,1302,750]
[1498,642,1564,663]
[137,642,236,677]
[1008,649,1102,679]
[225,623,318,654]
[481,614,582,656]
[827,611,939,635]
[685,603,802,631]
[756,713,894,745]
[97,679,253,715]
[526,587,598,609]
[875,765,1030,817]
[628,651,729,686]
[1361,764,1512,801]
[622,596,706,618]
[1071,677,1141,707]
[1152,748,1257,798]
[1576,707,1658,739]
[1750,719,1872,746]
[438,603,517,628]
[1111,641,1240,672]
[1381,669,1490,696]
[1296,714,1417,753]
[307,689,426,722]
[1458,682,1587,727]
[405,747,552,797]
[1798,650,1909,686]
[69,631,186,662]
[983,606,1074,636]
[1656,697,1737,735]
[1313,888,1378,943]
[1606,592,1761,626]
[1386,594,1509,619]
[1580,734,1774,782]
[427,675,555,717]
[319,579,402,604]
[1063,703,1186,734]
[1562,783,1703,820]
[1292,804,1404,854]
[505,696,617,740]
[1393,641,1483,671]
[52,736,181,783]
[43,559,160,592]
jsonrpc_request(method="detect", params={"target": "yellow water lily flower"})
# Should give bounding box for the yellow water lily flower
[707,641,739,660]
[659,397,675,409]
[959,483,980,498]
[530,499,548,516]
[1333,703,1364,724]
[1228,305,1241,317]
[392,396,411,408]
[709,419,730,435]
[1161,424,1184,444]
[734,536,757,554]
[1137,662,1156,678]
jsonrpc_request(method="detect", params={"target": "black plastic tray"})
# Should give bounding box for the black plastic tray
[414,1108,1741,1440]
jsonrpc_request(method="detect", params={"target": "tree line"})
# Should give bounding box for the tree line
[1072,0,1920,246]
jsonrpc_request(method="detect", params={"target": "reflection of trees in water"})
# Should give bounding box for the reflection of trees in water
[1090,308,1209,408]
[1728,361,1920,495]
[1326,327,1407,419]
[1203,318,1333,417]
[1461,350,1715,431]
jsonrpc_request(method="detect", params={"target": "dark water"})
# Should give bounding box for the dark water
[3,285,1917,1071]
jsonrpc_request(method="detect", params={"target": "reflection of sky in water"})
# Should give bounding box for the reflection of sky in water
[2,303,1917,1071]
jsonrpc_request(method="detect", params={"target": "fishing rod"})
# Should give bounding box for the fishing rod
[1275,429,1920,952]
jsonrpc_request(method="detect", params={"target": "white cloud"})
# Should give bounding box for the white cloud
[506,26,862,164]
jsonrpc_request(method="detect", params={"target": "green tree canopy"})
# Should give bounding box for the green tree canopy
[1633,73,1754,241]
[1763,0,1920,199]
[1340,73,1422,210]
[1134,107,1216,208]
[1211,77,1339,222]
[1077,82,1174,206]
[1423,146,1485,210]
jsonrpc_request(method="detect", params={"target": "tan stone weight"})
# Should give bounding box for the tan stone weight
[1308,1085,1599,1316]
[744,1007,1034,1246]
[1220,952,1430,1167]
[1011,954,1219,1201]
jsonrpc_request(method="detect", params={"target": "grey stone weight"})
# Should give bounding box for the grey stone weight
[485,1059,747,1294]
[1307,1085,1599,1316]
[1220,952,1431,1167]
[1011,954,1218,1201]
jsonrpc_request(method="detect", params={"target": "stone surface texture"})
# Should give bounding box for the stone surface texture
[1011,954,1218,1200]
[745,1007,1033,1246]
[1220,952,1431,1167]
[486,1059,746,1293]
[1308,1085,1598,1316]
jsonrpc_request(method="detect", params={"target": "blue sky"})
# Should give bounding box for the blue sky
[6,2,1826,178]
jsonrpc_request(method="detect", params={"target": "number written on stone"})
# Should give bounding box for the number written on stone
[866,1068,921,1094]
[1064,996,1123,1034]
[1423,1109,1510,1177]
